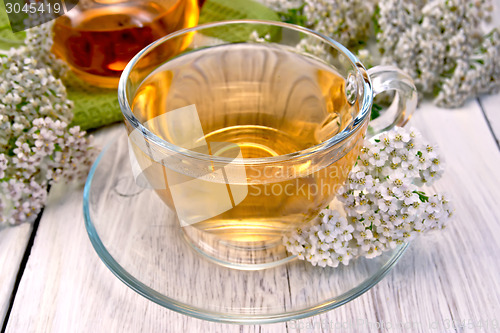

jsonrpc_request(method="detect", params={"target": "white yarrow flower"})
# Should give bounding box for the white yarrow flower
[0,23,94,226]
[283,127,452,267]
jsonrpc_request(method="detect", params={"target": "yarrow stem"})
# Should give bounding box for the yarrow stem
[283,126,453,267]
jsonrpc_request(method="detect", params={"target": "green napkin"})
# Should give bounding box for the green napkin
[198,0,280,42]
[66,73,124,131]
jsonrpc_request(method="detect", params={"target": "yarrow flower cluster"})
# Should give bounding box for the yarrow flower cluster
[283,127,453,268]
[262,0,375,48]
[0,25,94,226]
[259,0,500,108]
[302,0,375,48]
[23,20,67,78]
[377,0,499,107]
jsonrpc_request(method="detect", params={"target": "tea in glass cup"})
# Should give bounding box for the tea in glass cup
[119,21,417,269]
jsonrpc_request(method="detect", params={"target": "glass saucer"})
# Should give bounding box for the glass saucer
[83,128,408,324]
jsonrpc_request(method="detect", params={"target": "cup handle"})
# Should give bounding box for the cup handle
[366,65,418,136]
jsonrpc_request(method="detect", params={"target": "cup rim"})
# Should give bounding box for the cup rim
[118,19,373,165]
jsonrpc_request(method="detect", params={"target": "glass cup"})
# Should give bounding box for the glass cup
[51,0,200,87]
[118,20,417,270]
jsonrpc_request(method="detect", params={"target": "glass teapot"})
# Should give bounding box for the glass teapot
[51,0,200,87]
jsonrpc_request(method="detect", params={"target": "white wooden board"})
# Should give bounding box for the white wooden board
[4,98,500,332]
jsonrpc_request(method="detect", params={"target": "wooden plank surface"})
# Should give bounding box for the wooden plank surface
[4,98,500,332]
[0,223,32,327]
